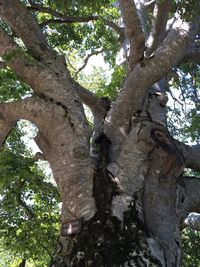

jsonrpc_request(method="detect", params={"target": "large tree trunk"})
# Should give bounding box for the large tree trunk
[50,118,185,267]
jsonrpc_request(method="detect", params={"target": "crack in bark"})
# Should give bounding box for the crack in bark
[36,93,75,131]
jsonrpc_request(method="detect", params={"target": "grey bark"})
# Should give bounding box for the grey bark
[0,1,200,267]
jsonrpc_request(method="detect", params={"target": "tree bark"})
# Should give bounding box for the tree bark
[50,106,187,267]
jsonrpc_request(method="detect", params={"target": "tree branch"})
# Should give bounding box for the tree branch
[0,0,51,60]
[179,143,200,172]
[0,97,70,150]
[0,27,75,106]
[134,0,149,38]
[2,96,96,221]
[0,27,53,94]
[27,3,122,35]
[146,0,171,56]
[73,49,104,78]
[74,81,111,136]
[40,16,99,28]
[119,0,145,71]
[73,81,110,155]
[73,81,109,117]
[178,176,200,228]
[0,27,93,162]
[16,193,35,220]
[104,20,192,145]
[183,42,200,64]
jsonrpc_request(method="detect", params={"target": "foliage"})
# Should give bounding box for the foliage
[172,0,200,21]
[167,64,200,144]
[182,228,200,266]
[0,69,31,102]
[41,1,120,66]
[0,127,60,266]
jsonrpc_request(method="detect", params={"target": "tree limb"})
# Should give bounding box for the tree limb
[0,27,92,159]
[28,3,122,35]
[104,20,192,145]
[179,143,200,172]
[0,96,96,221]
[27,3,68,17]
[73,49,104,78]
[40,16,99,28]
[73,81,110,155]
[0,0,51,60]
[73,81,111,136]
[119,0,145,71]
[0,27,54,95]
[146,0,171,56]
[73,81,109,116]
[183,42,200,64]
[0,96,67,128]
[178,176,200,228]
[0,27,75,106]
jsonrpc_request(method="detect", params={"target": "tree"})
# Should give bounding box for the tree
[0,0,200,266]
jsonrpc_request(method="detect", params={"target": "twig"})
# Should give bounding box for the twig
[73,49,104,78]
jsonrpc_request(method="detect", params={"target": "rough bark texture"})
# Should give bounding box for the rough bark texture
[0,1,200,267]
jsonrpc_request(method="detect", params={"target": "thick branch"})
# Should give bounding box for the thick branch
[178,177,200,227]
[0,96,67,129]
[0,0,51,60]
[134,0,150,37]
[73,81,110,156]
[0,27,92,161]
[0,98,55,150]
[183,42,200,64]
[146,0,171,56]
[0,27,54,94]
[104,20,192,145]
[0,27,73,105]
[73,81,109,118]
[179,143,200,171]
[119,0,145,70]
